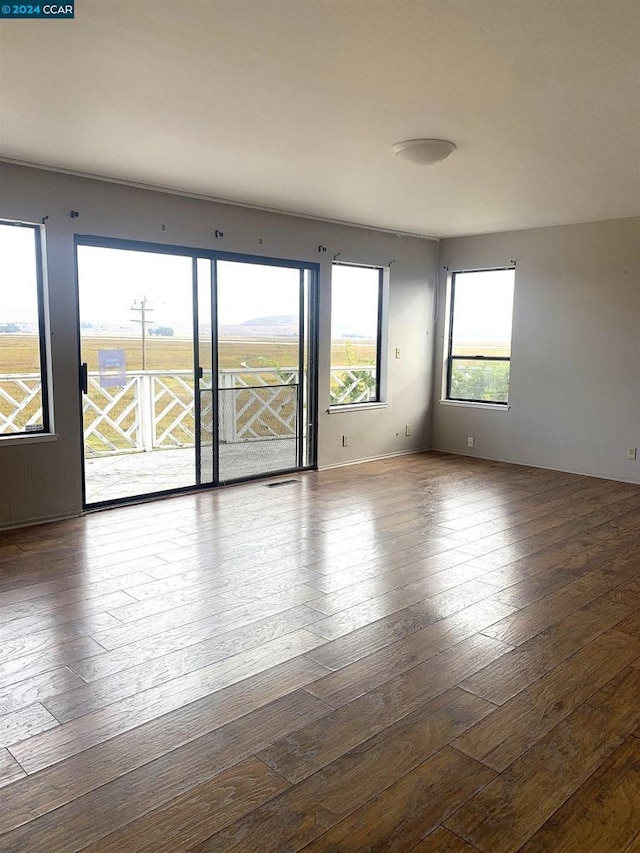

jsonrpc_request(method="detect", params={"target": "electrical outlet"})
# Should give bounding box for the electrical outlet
[628,447,637,461]
[342,434,349,447]
[467,436,474,448]
[405,424,412,436]
[395,347,401,359]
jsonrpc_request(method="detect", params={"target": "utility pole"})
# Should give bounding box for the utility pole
[131,296,154,370]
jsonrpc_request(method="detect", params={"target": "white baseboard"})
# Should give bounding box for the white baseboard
[432,447,640,486]
[318,448,427,471]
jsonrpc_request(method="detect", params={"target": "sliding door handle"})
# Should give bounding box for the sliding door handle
[80,363,88,395]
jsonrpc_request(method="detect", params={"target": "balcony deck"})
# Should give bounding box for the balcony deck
[85,439,299,504]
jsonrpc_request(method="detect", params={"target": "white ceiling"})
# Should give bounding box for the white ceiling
[1,0,639,237]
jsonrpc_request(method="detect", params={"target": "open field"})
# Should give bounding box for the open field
[0,335,43,374]
[0,335,378,374]
[0,334,510,376]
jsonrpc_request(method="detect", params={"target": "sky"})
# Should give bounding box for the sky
[451,269,515,345]
[0,224,39,323]
[217,260,300,326]
[77,247,194,331]
[76,248,309,330]
[330,264,380,339]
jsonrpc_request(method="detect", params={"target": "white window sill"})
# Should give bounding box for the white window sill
[440,400,510,412]
[0,433,58,447]
[328,402,388,414]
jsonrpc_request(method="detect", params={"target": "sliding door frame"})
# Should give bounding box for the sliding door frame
[75,234,319,508]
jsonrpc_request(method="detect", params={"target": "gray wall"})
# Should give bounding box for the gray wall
[0,164,437,528]
[432,217,640,484]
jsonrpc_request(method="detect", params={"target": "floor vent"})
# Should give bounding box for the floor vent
[265,479,299,488]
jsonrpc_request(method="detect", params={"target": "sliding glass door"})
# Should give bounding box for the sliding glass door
[215,260,304,483]
[77,239,317,506]
[77,245,196,504]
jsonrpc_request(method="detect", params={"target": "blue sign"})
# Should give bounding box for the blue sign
[0,3,74,18]
[98,349,126,389]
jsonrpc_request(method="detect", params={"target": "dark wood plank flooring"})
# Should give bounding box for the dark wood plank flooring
[1,451,640,852]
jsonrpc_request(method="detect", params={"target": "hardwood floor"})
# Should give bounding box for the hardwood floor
[1,451,640,852]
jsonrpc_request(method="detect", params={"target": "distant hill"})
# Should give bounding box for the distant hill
[242,315,297,327]
[213,314,301,337]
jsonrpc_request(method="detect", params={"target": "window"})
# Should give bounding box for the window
[0,220,50,434]
[445,268,515,405]
[330,263,383,405]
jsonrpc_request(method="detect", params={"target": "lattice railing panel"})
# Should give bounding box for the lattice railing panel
[83,376,141,455]
[235,384,297,440]
[330,367,377,405]
[152,374,196,448]
[1,364,376,451]
[229,369,299,388]
[0,375,44,433]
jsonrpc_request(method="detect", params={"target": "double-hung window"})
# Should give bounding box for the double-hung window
[445,268,515,405]
[0,220,50,434]
[330,263,383,406]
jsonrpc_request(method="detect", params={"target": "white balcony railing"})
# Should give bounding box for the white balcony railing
[0,364,376,456]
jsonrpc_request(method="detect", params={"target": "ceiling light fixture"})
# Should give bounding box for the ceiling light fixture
[392,138,456,165]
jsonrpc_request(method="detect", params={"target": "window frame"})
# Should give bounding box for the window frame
[444,267,515,407]
[0,218,52,437]
[330,261,385,408]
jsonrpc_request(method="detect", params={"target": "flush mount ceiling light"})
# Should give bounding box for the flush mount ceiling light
[391,138,456,165]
